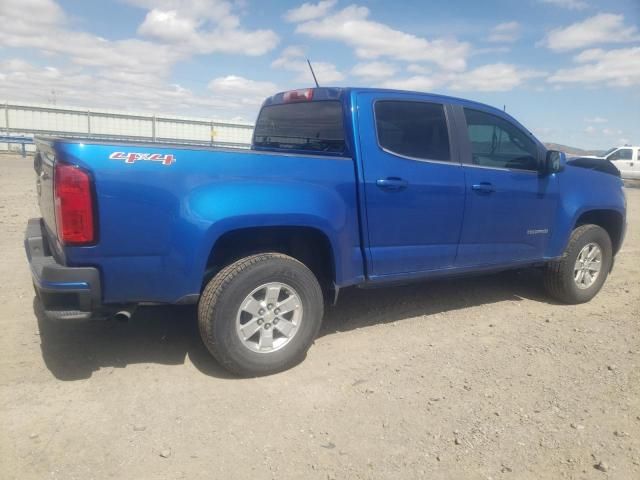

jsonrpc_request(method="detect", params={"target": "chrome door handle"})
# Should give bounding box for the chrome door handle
[471,182,495,193]
[376,177,408,191]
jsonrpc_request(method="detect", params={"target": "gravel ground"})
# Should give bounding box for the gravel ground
[1,153,639,480]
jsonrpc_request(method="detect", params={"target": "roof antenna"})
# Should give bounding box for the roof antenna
[307,58,320,88]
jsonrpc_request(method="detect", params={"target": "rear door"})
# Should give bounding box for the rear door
[356,92,465,277]
[453,106,559,266]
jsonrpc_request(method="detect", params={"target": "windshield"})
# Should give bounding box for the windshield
[602,147,617,157]
[253,101,345,154]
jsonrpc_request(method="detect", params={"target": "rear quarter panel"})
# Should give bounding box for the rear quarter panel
[54,142,362,304]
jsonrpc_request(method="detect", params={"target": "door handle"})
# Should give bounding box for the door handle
[376,177,408,191]
[471,182,495,194]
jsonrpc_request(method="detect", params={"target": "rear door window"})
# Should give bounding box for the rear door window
[374,101,451,161]
[253,101,345,154]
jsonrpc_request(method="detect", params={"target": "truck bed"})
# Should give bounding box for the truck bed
[34,137,364,306]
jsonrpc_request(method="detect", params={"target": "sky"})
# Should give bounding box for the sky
[0,0,638,150]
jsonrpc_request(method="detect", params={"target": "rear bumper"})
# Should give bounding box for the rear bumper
[25,218,103,321]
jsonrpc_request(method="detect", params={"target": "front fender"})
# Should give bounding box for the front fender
[546,165,626,258]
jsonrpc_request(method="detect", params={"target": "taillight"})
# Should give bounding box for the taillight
[283,89,314,102]
[54,163,96,245]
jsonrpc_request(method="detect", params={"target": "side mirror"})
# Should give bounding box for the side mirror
[543,150,565,175]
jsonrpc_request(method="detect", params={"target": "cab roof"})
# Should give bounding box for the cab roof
[262,87,516,122]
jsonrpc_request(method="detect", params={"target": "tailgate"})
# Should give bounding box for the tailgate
[33,139,57,238]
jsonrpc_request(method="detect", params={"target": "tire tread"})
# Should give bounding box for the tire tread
[198,253,318,376]
[544,224,611,304]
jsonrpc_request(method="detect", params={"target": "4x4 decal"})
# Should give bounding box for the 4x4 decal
[109,152,175,165]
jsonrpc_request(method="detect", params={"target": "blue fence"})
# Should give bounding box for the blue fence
[0,135,33,157]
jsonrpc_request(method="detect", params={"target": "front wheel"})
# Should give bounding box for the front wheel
[544,224,613,304]
[198,253,324,376]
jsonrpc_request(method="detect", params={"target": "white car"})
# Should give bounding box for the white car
[596,146,640,180]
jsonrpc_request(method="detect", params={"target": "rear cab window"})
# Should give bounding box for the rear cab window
[253,101,346,155]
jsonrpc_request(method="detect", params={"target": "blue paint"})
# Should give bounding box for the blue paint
[32,88,626,307]
[38,280,90,290]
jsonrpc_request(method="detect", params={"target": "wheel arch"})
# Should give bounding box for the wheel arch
[574,209,625,255]
[202,225,338,301]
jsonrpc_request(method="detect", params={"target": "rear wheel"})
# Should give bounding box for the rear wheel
[198,253,323,376]
[544,224,612,304]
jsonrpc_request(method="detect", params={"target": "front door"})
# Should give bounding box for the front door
[356,93,465,277]
[455,106,559,267]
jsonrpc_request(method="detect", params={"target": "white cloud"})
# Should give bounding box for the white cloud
[548,47,640,87]
[488,21,521,43]
[538,0,588,10]
[0,24,182,78]
[294,5,470,71]
[541,13,640,52]
[351,62,397,79]
[0,0,278,76]
[279,46,307,58]
[473,46,511,55]
[0,0,64,25]
[138,9,200,42]
[284,0,337,23]
[584,116,607,123]
[306,62,344,83]
[208,75,278,106]
[381,63,543,93]
[0,58,272,120]
[125,0,241,27]
[533,126,555,137]
[208,75,276,95]
[381,76,439,92]
[0,0,281,118]
[579,125,630,148]
[134,1,278,55]
[448,63,545,92]
[406,64,432,75]
[271,47,344,84]
[602,128,623,137]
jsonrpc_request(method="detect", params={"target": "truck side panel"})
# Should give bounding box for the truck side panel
[54,142,364,304]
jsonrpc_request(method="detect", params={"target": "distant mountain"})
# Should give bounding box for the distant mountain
[544,143,605,157]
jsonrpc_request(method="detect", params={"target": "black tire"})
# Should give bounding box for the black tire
[198,253,324,376]
[544,224,613,304]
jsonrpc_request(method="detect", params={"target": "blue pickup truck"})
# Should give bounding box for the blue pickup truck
[26,87,626,376]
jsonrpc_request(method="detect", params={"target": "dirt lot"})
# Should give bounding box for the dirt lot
[1,153,639,480]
